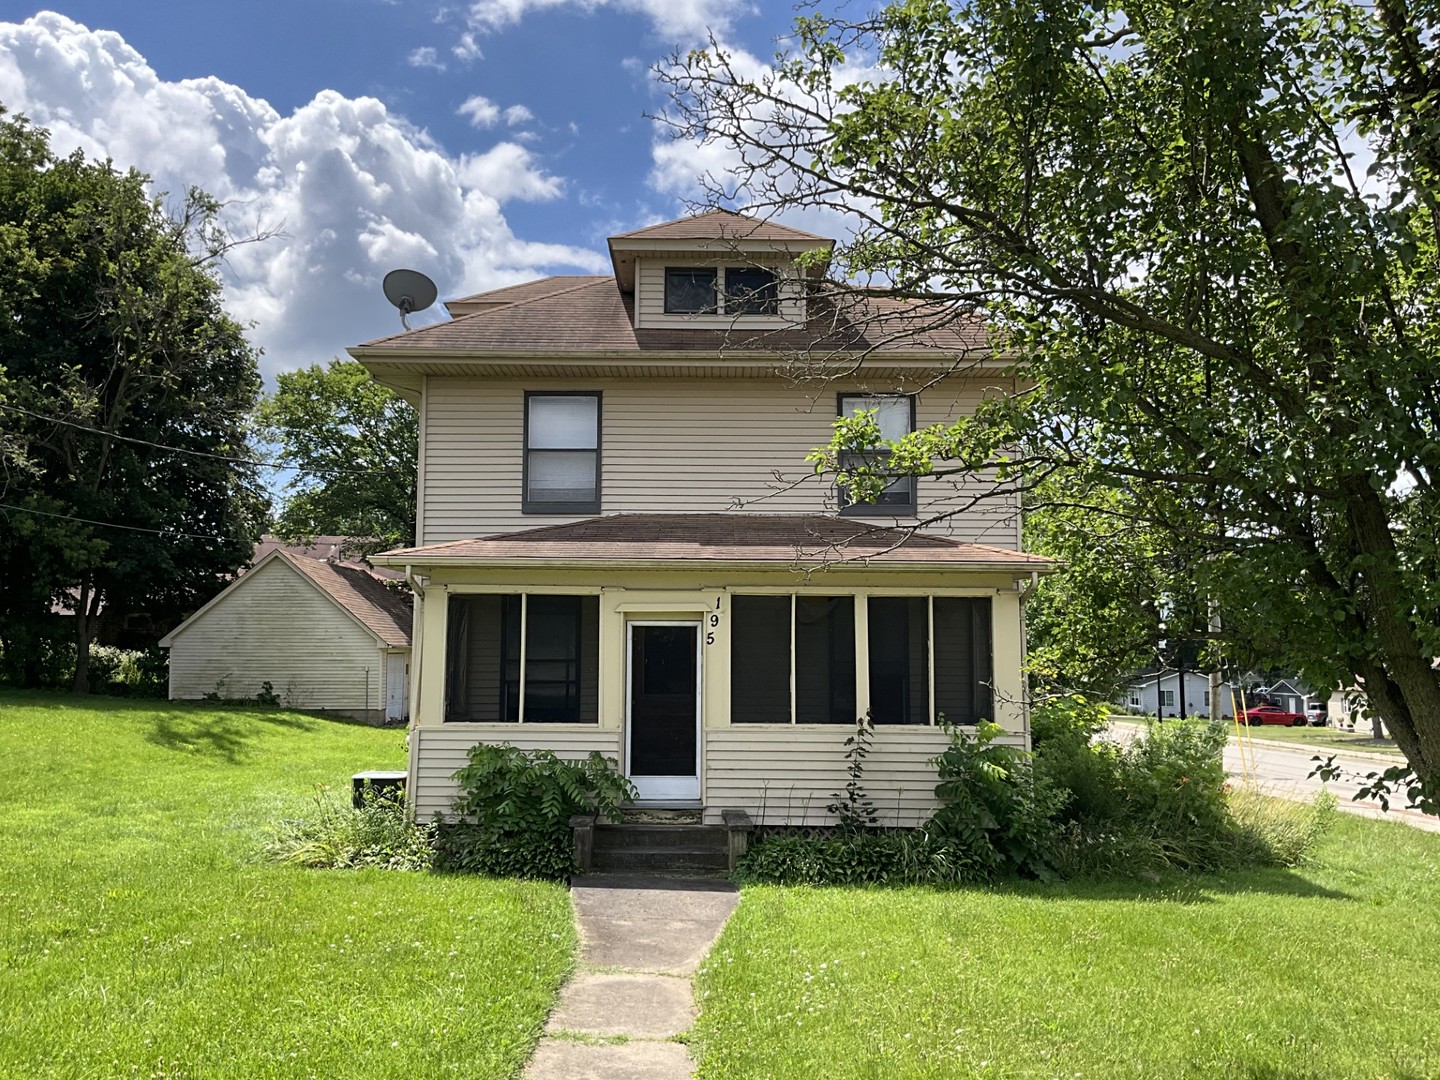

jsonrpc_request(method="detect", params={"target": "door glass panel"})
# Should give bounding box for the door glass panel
[629,625,698,777]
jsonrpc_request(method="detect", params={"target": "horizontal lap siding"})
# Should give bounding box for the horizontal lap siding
[422,377,1019,546]
[701,727,1025,827]
[167,559,382,710]
[411,725,623,821]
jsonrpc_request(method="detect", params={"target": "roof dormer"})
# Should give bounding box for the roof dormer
[607,209,833,331]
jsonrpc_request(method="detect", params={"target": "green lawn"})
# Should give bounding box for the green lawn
[1238,724,1404,756]
[693,814,1440,1079]
[0,691,574,1079]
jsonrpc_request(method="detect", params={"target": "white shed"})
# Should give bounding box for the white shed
[160,550,412,723]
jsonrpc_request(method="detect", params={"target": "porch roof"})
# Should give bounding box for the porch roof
[371,514,1055,572]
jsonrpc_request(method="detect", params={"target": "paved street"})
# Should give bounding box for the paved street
[1108,720,1440,833]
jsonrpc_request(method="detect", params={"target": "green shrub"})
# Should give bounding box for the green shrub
[736,831,985,887]
[88,646,168,698]
[439,744,635,880]
[1031,695,1128,825]
[927,719,1064,879]
[267,785,436,870]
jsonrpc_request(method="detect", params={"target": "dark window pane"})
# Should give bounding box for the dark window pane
[795,596,856,724]
[664,267,718,313]
[868,597,929,724]
[837,395,915,514]
[725,267,778,315]
[445,594,511,722]
[731,595,791,723]
[933,598,992,725]
[524,595,593,723]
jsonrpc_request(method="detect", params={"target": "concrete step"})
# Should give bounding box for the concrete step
[593,823,726,851]
[619,806,703,825]
[590,845,729,874]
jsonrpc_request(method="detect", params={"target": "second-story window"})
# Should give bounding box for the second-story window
[524,392,601,513]
[665,268,718,314]
[664,266,780,316]
[837,393,916,516]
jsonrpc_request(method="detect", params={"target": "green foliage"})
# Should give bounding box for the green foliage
[442,744,636,880]
[826,713,879,833]
[1031,701,1334,874]
[256,358,417,559]
[660,0,1440,788]
[927,719,1064,880]
[736,831,984,887]
[0,108,266,693]
[267,785,436,871]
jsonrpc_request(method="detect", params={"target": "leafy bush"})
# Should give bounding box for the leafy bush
[736,831,985,887]
[1031,695,1127,825]
[88,646,168,698]
[927,719,1064,879]
[439,744,635,880]
[267,785,436,870]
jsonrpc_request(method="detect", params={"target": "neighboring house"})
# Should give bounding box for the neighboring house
[160,548,412,723]
[351,209,1053,825]
[1255,678,1317,715]
[1120,670,1234,719]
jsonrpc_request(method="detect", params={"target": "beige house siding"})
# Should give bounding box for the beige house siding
[410,724,624,821]
[632,258,806,329]
[422,376,1020,547]
[167,557,387,712]
[702,726,1025,827]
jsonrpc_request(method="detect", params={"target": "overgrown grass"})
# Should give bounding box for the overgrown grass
[693,812,1440,1079]
[0,690,574,1079]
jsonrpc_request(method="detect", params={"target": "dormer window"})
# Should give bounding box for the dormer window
[663,266,779,316]
[664,268,718,314]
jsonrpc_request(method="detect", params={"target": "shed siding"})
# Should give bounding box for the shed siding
[422,376,1020,547]
[411,725,624,821]
[700,726,1024,827]
[633,258,806,329]
[167,558,383,710]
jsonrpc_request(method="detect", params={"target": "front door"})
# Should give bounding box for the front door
[626,622,701,801]
[385,652,407,722]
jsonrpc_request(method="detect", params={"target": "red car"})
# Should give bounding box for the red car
[1239,704,1307,726]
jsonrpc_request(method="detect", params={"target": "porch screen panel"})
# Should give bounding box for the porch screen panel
[933,597,993,726]
[868,596,929,724]
[523,595,599,723]
[730,595,791,723]
[445,594,506,722]
[795,596,856,724]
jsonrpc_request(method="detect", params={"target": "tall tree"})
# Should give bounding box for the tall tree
[0,109,267,691]
[256,358,417,559]
[661,0,1440,795]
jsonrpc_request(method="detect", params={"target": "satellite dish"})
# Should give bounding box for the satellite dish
[382,268,438,330]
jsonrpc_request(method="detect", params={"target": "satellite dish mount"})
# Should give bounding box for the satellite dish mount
[382,268,438,330]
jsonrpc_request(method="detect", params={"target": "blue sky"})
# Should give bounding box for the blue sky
[0,1,826,380]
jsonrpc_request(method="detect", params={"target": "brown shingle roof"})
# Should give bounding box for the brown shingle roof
[278,550,413,647]
[376,514,1052,570]
[611,209,830,243]
[447,275,612,308]
[358,278,986,354]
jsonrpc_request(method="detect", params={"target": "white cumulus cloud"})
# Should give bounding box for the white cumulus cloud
[465,0,743,44]
[458,94,501,127]
[407,46,445,70]
[0,12,607,381]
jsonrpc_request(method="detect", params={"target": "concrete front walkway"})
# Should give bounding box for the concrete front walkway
[524,875,740,1080]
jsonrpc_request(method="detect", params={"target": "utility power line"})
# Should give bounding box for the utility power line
[0,500,241,543]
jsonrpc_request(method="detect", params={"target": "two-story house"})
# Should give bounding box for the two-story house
[351,210,1052,827]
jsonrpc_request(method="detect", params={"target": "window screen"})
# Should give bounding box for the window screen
[795,596,855,724]
[445,593,598,723]
[724,267,779,315]
[525,393,600,512]
[664,267,718,313]
[867,597,929,724]
[730,595,791,723]
[932,597,992,726]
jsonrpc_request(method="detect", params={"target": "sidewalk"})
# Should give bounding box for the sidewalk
[524,875,740,1080]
